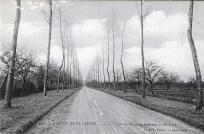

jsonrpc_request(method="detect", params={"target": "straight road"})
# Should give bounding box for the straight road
[26,87,203,134]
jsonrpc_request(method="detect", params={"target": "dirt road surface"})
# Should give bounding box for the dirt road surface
[26,87,203,134]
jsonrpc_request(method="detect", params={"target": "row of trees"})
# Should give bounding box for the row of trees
[0,46,83,99]
[86,60,178,94]
[0,47,36,98]
[1,0,83,109]
[86,0,203,110]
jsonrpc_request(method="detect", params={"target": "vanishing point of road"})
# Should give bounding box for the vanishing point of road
[26,87,203,134]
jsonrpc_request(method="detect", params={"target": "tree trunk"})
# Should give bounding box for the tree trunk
[140,0,146,98]
[72,49,75,88]
[3,0,21,108]
[120,22,126,92]
[187,0,203,110]
[150,82,154,96]
[43,0,52,96]
[77,61,80,87]
[62,58,65,91]
[165,83,170,92]
[59,7,65,91]
[68,31,72,89]
[97,56,100,87]
[106,29,110,88]
[20,78,26,96]
[102,45,106,88]
[0,72,8,99]
[99,59,102,88]
[57,60,63,92]
[67,44,70,89]
[21,78,26,90]
[138,80,141,88]
[69,56,72,88]
[112,33,116,90]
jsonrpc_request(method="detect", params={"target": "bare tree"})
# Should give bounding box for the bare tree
[159,71,179,92]
[96,55,101,87]
[69,31,73,88]
[3,0,21,108]
[47,62,58,89]
[66,37,70,89]
[102,45,106,88]
[0,47,36,96]
[15,53,36,91]
[76,60,80,82]
[145,61,161,96]
[75,51,80,84]
[0,51,11,73]
[115,69,122,90]
[187,0,203,110]
[99,57,103,87]
[111,22,116,90]
[62,54,66,90]
[133,68,142,89]
[138,0,150,98]
[57,6,65,92]
[106,26,111,88]
[43,0,53,96]
[72,47,76,88]
[0,50,10,99]
[140,0,145,98]
[120,19,126,91]
[57,60,63,92]
[69,51,72,88]
[92,62,96,84]
[0,73,8,99]
[0,47,38,98]
[187,77,197,90]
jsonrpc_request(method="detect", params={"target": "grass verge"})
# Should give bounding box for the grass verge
[0,88,80,134]
[97,88,204,132]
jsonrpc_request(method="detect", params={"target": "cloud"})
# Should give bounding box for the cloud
[126,11,188,48]
[1,2,203,81]
[145,11,188,39]
[72,19,106,47]
[0,22,47,45]
[125,40,204,81]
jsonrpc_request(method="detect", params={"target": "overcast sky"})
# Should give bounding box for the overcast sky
[0,0,204,81]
